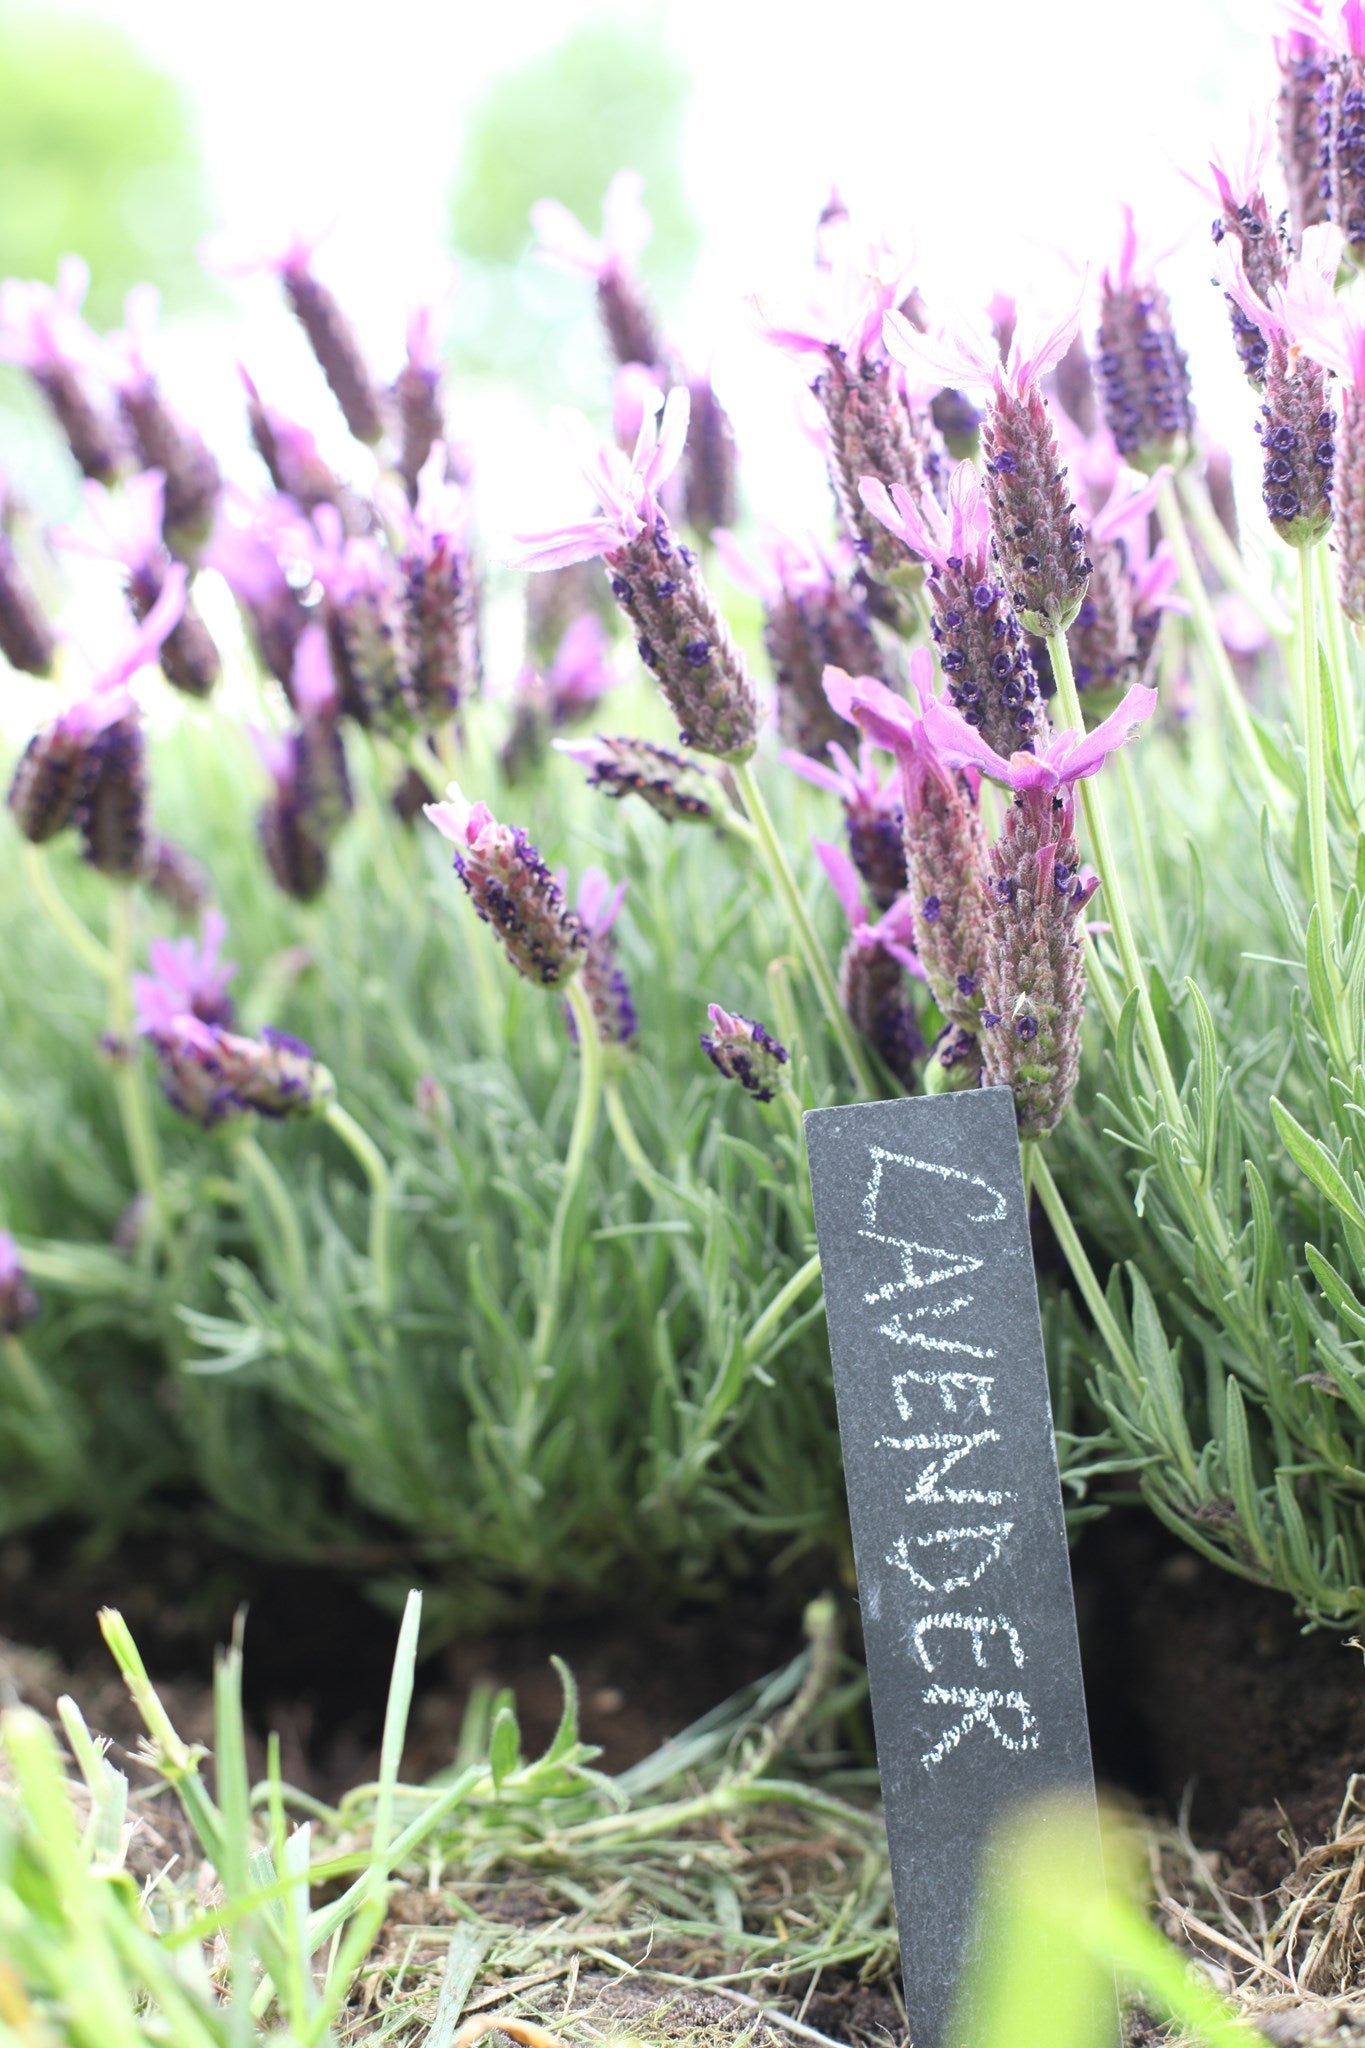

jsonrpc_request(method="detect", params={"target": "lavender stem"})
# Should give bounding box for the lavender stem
[531,974,603,1372]
[324,1102,395,1315]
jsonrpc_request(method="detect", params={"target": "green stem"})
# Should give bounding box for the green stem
[1175,470,1291,640]
[1158,475,1284,813]
[604,1083,672,1204]
[1049,629,1185,1140]
[741,1251,823,1362]
[732,761,877,1097]
[530,977,603,1371]
[1114,746,1170,957]
[1317,536,1357,771]
[1298,544,1347,1052]
[23,844,116,983]
[108,886,165,1239]
[3,1334,54,1413]
[324,1103,395,1315]
[1028,1149,1140,1392]
[235,1134,308,1300]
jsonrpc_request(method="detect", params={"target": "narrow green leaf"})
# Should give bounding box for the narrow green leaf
[1271,1096,1365,1230]
[488,1703,520,1789]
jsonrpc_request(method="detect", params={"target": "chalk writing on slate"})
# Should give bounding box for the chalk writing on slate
[804,1087,1105,2048]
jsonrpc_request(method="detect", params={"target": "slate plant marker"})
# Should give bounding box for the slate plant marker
[804,1087,1109,2048]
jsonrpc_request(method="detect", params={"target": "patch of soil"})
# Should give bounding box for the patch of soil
[1073,1512,1365,1894]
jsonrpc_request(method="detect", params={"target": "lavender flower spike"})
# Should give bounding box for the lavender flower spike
[699,1005,790,1102]
[137,1004,336,1128]
[106,285,221,546]
[826,653,988,1081]
[0,1232,38,1336]
[1095,209,1196,473]
[510,389,758,761]
[0,487,55,676]
[0,257,127,482]
[133,909,237,1031]
[566,868,638,1054]
[55,471,220,697]
[1213,226,1339,546]
[532,170,667,372]
[554,734,715,822]
[231,229,384,444]
[861,462,1050,758]
[387,443,482,725]
[783,738,907,910]
[393,296,451,501]
[1276,4,1331,249]
[885,301,1092,636]
[1193,125,1290,385]
[1311,0,1365,269]
[815,839,925,1090]
[425,784,586,987]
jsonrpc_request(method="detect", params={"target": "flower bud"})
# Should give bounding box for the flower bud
[556,733,715,822]
[699,1005,790,1102]
[425,786,586,987]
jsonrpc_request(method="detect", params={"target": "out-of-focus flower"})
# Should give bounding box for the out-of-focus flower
[699,1004,790,1102]
[815,838,924,1089]
[138,1007,335,1128]
[56,471,220,697]
[885,301,1092,636]
[1276,4,1331,250]
[0,481,55,676]
[424,784,586,986]
[1307,1,1365,269]
[532,170,667,372]
[223,227,384,444]
[310,506,414,735]
[144,838,211,918]
[861,463,1050,756]
[0,1232,38,1336]
[393,294,451,501]
[0,256,127,482]
[1094,210,1196,473]
[682,372,739,534]
[253,626,352,902]
[565,867,637,1053]
[510,389,758,760]
[206,493,310,689]
[1066,467,1177,711]
[7,571,184,868]
[784,737,906,910]
[105,286,221,546]
[388,443,481,726]
[239,367,365,527]
[133,909,237,1033]
[714,525,878,758]
[555,733,716,822]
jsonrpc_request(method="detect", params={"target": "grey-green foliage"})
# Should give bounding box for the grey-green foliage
[0,6,209,321]
[1050,651,1365,1629]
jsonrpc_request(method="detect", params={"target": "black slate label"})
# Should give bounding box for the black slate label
[804,1087,1104,2048]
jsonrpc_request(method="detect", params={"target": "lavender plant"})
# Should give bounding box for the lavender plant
[9,12,1365,1640]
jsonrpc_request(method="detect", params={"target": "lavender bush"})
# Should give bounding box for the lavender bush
[5,3,1365,1633]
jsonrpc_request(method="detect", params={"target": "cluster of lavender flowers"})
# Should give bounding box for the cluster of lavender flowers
[1,232,485,903]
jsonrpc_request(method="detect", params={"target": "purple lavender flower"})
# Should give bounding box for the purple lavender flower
[0,1232,38,1336]
[886,301,1092,636]
[861,462,1050,756]
[1280,236,1365,613]
[393,298,450,502]
[1065,467,1176,711]
[227,228,384,444]
[137,1006,336,1128]
[311,507,414,735]
[1048,329,1099,437]
[784,738,907,911]
[827,653,988,1078]
[1276,6,1332,249]
[7,570,184,861]
[253,626,352,901]
[106,286,221,546]
[0,257,127,482]
[133,909,237,1031]
[526,560,608,665]
[55,472,220,697]
[555,733,715,822]
[682,373,739,534]
[144,838,211,918]
[532,171,668,373]
[239,368,366,527]
[714,526,880,758]
[1314,2,1365,268]
[0,489,55,676]
[425,786,586,986]
[815,838,924,1089]
[388,444,482,725]
[205,494,309,689]
[510,389,758,761]
[756,243,944,614]
[1095,210,1196,473]
[916,691,1152,1135]
[1213,226,1338,546]
[1195,128,1291,386]
[699,1004,790,1102]
[565,868,637,1053]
